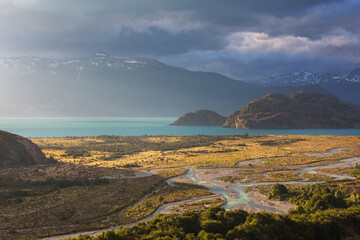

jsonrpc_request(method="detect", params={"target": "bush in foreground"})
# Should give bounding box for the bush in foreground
[67,204,360,240]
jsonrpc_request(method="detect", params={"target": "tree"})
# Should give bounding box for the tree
[267,184,288,200]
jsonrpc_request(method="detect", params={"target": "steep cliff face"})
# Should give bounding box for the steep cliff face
[0,130,52,166]
[222,91,360,129]
[170,110,226,126]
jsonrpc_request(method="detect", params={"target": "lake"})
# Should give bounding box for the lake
[1,117,360,138]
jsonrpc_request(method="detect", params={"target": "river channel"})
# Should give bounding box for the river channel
[46,148,360,239]
[178,148,359,212]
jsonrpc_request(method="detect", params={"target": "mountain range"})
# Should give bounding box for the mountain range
[0,53,325,117]
[172,92,360,129]
[254,69,360,106]
[223,91,360,129]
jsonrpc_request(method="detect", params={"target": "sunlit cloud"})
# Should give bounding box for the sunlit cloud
[0,0,359,79]
[226,30,360,60]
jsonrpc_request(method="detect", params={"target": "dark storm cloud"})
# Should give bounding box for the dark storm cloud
[107,26,226,56]
[0,0,359,80]
[160,50,359,81]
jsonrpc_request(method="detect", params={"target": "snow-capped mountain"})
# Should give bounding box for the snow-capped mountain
[267,70,321,86]
[0,53,324,117]
[346,68,360,83]
[255,69,360,106]
[257,69,360,86]
[0,52,162,76]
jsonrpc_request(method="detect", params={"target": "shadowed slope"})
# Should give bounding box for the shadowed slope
[0,130,51,166]
[170,110,226,126]
[223,91,360,129]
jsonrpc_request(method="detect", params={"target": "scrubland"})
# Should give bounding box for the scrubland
[1,134,360,239]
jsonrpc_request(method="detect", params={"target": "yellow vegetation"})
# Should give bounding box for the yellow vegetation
[300,172,334,181]
[31,135,360,170]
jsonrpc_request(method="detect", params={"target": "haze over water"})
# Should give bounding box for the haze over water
[1,117,360,138]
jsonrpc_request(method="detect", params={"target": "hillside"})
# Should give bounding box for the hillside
[170,110,226,126]
[223,91,360,129]
[255,69,360,106]
[0,53,325,117]
[0,130,51,166]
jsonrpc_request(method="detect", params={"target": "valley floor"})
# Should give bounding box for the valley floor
[1,134,360,239]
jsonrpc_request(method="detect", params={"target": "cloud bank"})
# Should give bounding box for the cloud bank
[0,0,359,80]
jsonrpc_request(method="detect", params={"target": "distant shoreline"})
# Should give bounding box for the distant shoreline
[1,117,360,138]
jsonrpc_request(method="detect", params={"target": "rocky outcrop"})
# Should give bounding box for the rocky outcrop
[222,91,360,129]
[0,130,53,166]
[170,110,226,126]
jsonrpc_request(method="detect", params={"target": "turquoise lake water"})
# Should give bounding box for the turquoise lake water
[1,117,360,137]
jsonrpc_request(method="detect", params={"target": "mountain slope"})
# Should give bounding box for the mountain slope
[0,130,51,166]
[256,69,360,106]
[223,91,360,129]
[170,110,226,126]
[0,53,326,117]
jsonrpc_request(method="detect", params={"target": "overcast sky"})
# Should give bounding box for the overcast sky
[1,0,359,80]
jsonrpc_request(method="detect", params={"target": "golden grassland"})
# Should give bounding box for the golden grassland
[120,186,212,225]
[144,136,182,143]
[255,171,301,182]
[170,197,225,212]
[300,172,334,181]
[243,150,360,170]
[30,134,360,186]
[155,168,188,179]
[316,166,353,175]
[235,167,290,174]
[31,135,360,169]
[221,171,334,183]
[2,134,360,239]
